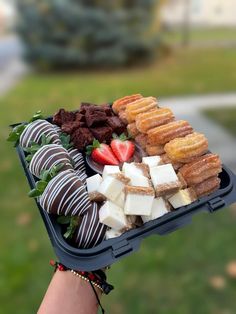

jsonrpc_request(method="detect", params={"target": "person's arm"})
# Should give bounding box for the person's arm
[38,270,101,314]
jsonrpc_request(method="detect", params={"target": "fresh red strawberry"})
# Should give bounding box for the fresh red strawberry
[110,133,135,162]
[86,139,119,165]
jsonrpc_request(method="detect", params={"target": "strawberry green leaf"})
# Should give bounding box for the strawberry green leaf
[7,132,20,142]
[112,133,129,141]
[60,133,73,150]
[86,145,93,155]
[119,133,128,141]
[112,133,119,139]
[57,216,71,225]
[63,216,80,239]
[35,180,48,193]
[28,188,42,198]
[25,155,33,162]
[7,124,26,144]
[40,169,51,182]
[28,163,64,198]
[86,139,101,155]
[29,110,44,122]
[54,163,65,173]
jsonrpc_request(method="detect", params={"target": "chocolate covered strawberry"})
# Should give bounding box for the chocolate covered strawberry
[29,144,72,178]
[110,133,135,162]
[20,119,60,148]
[86,139,119,165]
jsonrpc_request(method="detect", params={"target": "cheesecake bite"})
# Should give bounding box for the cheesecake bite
[124,186,155,216]
[99,201,128,230]
[142,156,162,169]
[86,174,106,202]
[105,228,122,240]
[102,165,121,179]
[114,191,126,208]
[122,162,149,178]
[168,188,197,209]
[122,162,150,187]
[142,197,169,223]
[150,164,181,197]
[98,173,130,202]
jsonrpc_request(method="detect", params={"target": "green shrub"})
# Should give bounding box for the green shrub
[17,0,161,69]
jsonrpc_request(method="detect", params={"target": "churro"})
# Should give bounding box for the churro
[193,176,221,198]
[178,154,222,186]
[164,132,209,163]
[146,144,165,156]
[112,94,143,113]
[125,97,158,123]
[148,120,193,146]
[136,108,175,133]
[127,122,140,138]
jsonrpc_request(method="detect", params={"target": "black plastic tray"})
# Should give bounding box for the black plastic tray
[13,123,236,271]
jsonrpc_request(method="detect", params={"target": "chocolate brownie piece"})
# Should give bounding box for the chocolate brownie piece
[106,116,126,135]
[61,121,85,135]
[71,128,94,151]
[85,108,107,127]
[80,103,94,114]
[75,112,86,123]
[90,126,113,143]
[101,104,114,116]
[53,109,76,126]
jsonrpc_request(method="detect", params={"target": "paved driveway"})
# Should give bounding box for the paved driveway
[0,35,23,69]
[0,35,28,95]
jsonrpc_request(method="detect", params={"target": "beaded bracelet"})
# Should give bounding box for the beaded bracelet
[50,260,113,294]
[50,260,114,313]
[70,269,104,293]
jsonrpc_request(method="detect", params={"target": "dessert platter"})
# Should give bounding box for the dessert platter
[9,95,236,271]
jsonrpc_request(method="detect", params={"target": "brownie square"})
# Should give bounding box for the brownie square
[80,103,95,114]
[53,109,76,126]
[61,121,85,135]
[90,126,113,143]
[75,112,86,123]
[106,116,126,135]
[85,110,107,127]
[101,104,114,116]
[71,128,94,151]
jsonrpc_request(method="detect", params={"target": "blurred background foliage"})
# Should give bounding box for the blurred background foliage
[17,0,162,69]
[1,0,236,313]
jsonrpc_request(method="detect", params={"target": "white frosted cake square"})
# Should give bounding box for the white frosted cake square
[102,165,120,179]
[150,164,181,196]
[98,173,130,202]
[86,174,102,193]
[142,197,169,223]
[99,201,127,230]
[168,188,197,209]
[124,186,155,216]
[142,156,162,168]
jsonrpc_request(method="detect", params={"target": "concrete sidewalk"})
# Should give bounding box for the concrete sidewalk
[160,93,236,114]
[160,94,236,171]
[0,35,28,96]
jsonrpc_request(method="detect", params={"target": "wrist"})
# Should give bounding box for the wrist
[50,260,114,295]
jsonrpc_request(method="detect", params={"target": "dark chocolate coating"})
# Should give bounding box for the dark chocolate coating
[20,119,60,148]
[40,170,92,216]
[73,203,107,249]
[29,144,73,178]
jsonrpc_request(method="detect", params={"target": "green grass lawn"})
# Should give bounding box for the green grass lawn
[1,46,236,314]
[204,107,236,137]
[164,27,236,45]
